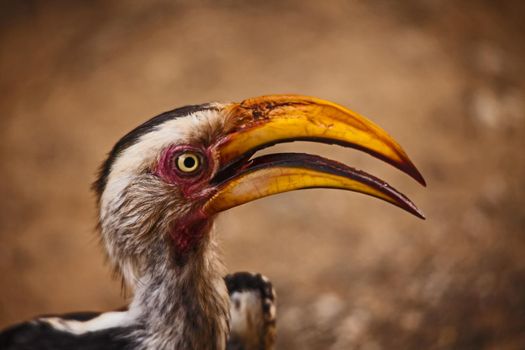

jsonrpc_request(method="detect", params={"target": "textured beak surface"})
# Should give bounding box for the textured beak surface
[204,95,425,218]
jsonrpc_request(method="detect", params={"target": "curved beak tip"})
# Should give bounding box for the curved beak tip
[404,161,427,187]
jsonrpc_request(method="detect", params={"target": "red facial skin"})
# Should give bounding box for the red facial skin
[155,145,216,199]
[154,144,217,259]
[170,209,213,264]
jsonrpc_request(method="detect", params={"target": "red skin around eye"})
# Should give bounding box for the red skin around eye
[154,144,215,199]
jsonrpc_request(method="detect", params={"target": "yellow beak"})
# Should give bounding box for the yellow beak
[203,95,425,219]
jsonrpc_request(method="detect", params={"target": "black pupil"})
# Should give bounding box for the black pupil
[184,156,196,169]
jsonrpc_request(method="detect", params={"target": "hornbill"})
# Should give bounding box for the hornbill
[0,95,425,350]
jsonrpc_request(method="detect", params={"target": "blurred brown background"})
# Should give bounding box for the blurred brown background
[1,1,525,349]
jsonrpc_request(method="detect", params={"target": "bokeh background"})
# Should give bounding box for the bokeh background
[1,1,524,349]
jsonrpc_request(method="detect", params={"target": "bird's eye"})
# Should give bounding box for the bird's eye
[176,152,201,173]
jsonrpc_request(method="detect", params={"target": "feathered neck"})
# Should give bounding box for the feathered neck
[128,230,230,350]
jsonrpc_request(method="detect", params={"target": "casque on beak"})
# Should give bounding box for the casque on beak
[203,95,426,219]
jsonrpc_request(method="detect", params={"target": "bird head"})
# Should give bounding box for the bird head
[93,95,425,285]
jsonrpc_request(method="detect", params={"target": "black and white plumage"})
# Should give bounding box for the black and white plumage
[226,273,276,350]
[0,273,275,350]
[0,95,424,349]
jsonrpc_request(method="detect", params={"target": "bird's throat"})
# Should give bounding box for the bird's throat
[131,233,229,350]
[170,209,212,262]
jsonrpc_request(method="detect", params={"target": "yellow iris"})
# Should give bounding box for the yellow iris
[176,152,201,173]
